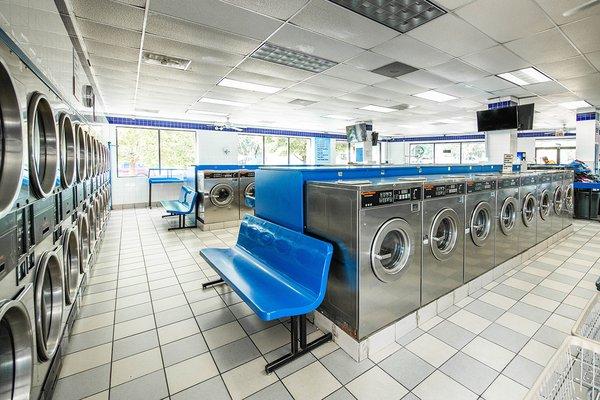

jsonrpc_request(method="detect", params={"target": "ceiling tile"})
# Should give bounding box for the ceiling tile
[77,19,142,48]
[73,0,144,31]
[537,56,597,80]
[150,0,281,40]
[407,13,496,57]
[455,0,554,43]
[468,76,517,91]
[461,45,529,74]
[292,83,347,97]
[140,64,227,83]
[505,28,579,65]
[236,58,315,81]
[143,36,244,67]
[371,36,453,69]
[226,70,296,88]
[490,86,535,97]
[586,51,600,70]
[441,83,491,98]
[324,64,388,84]
[145,13,260,56]
[534,0,600,25]
[525,81,569,96]
[219,0,309,20]
[397,70,455,88]
[305,74,365,91]
[372,78,428,95]
[289,0,399,48]
[84,39,139,61]
[446,98,484,109]
[427,59,488,82]
[345,51,396,71]
[560,73,600,97]
[433,0,477,10]
[562,15,600,53]
[115,0,146,7]
[268,24,364,62]
[88,54,138,72]
[352,86,414,102]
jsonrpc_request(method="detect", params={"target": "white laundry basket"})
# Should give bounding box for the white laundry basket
[572,292,600,343]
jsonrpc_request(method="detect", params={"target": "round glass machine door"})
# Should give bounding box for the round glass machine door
[553,187,563,215]
[499,197,518,235]
[245,182,255,198]
[470,201,492,246]
[28,92,59,198]
[565,186,573,213]
[539,190,550,220]
[430,208,459,261]
[370,218,413,283]
[522,193,536,226]
[34,251,64,361]
[210,183,234,207]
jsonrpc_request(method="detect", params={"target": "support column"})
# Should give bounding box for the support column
[575,109,599,171]
[484,98,519,164]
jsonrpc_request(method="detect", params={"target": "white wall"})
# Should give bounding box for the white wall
[386,142,406,164]
[576,119,599,168]
[486,129,518,163]
[517,137,536,162]
[197,131,239,165]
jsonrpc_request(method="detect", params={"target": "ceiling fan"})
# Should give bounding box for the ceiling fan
[563,0,600,17]
[214,116,244,132]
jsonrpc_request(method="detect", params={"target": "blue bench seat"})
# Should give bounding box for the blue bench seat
[160,186,197,230]
[200,215,333,372]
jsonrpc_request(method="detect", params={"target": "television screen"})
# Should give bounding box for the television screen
[346,123,367,143]
[517,104,534,130]
[477,106,518,132]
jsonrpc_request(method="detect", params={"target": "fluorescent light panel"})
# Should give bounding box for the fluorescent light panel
[414,90,457,102]
[218,78,281,94]
[560,100,591,109]
[497,67,551,86]
[199,98,249,107]
[360,104,396,113]
[251,42,337,73]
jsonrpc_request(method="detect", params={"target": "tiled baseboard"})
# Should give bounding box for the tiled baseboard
[314,224,575,362]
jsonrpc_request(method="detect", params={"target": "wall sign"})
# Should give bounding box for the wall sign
[315,137,331,163]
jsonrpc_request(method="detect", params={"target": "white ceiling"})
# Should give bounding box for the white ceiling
[71,0,600,135]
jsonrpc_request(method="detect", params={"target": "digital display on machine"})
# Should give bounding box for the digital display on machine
[498,177,519,189]
[205,172,237,179]
[423,183,465,199]
[360,186,421,208]
[394,187,422,202]
[521,175,537,185]
[539,174,552,182]
[240,171,255,177]
[466,180,497,193]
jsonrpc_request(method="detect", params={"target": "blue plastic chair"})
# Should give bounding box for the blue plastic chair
[160,186,197,230]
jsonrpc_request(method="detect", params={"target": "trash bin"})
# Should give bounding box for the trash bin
[575,189,591,219]
[591,189,600,219]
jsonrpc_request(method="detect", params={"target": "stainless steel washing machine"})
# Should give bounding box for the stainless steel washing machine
[495,175,520,266]
[239,170,255,218]
[464,174,497,283]
[549,171,564,234]
[421,176,466,305]
[306,179,423,340]
[536,172,553,242]
[198,170,240,224]
[77,211,91,274]
[518,173,538,252]
[563,170,574,228]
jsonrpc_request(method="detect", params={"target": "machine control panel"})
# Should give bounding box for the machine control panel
[466,179,497,193]
[498,177,519,189]
[240,171,255,177]
[204,172,238,179]
[423,183,465,199]
[539,174,552,183]
[521,175,538,185]
[361,186,421,208]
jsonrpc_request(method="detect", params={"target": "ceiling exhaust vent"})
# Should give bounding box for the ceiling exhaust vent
[289,98,317,106]
[252,42,337,73]
[372,62,417,78]
[142,51,191,70]
[328,0,446,33]
[390,103,412,111]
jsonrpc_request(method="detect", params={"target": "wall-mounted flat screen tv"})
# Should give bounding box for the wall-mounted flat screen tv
[476,104,535,132]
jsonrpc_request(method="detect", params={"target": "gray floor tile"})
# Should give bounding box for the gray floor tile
[479,323,529,353]
[112,329,159,361]
[117,282,149,298]
[220,291,242,306]
[161,333,209,367]
[114,302,154,324]
[503,356,544,388]
[212,337,261,373]
[110,369,168,400]
[170,376,231,400]
[265,343,317,379]
[396,328,425,346]
[151,284,184,301]
[321,348,375,385]
[555,303,583,320]
[78,300,115,319]
[239,314,280,335]
[533,325,568,349]
[379,348,435,390]
[491,284,527,301]
[428,320,476,350]
[53,364,111,400]
[572,286,596,300]
[530,286,568,302]
[246,381,294,400]
[511,271,544,285]
[155,304,194,328]
[85,281,118,295]
[401,393,421,400]
[547,272,579,285]
[438,305,460,319]
[464,299,504,321]
[64,326,113,355]
[195,308,237,331]
[439,352,499,395]
[324,387,356,400]
[508,302,551,324]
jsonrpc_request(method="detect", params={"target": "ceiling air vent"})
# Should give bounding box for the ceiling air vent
[371,62,418,78]
[142,51,191,70]
[289,99,317,106]
[251,42,337,73]
[390,104,412,111]
[328,0,446,33]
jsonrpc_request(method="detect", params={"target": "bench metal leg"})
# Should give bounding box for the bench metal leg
[265,314,332,374]
[202,278,224,289]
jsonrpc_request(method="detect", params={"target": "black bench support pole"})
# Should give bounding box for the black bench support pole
[168,214,195,231]
[202,278,224,288]
[265,314,332,374]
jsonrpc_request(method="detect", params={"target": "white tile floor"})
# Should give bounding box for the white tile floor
[52,208,600,400]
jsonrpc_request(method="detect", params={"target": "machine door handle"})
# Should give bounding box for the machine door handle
[431,236,444,243]
[472,223,484,230]
[374,253,392,260]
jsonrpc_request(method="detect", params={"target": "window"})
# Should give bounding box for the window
[116,127,196,177]
[289,137,312,165]
[160,130,196,169]
[435,143,461,164]
[116,128,159,177]
[265,136,289,165]
[535,138,576,164]
[461,142,486,164]
[409,143,434,164]
[238,135,264,165]
[335,141,349,164]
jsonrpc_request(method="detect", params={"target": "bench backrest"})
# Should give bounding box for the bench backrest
[178,186,189,203]
[237,215,333,298]
[181,186,197,213]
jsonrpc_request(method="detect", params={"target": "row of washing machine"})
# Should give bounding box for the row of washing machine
[305,169,573,340]
[0,43,112,399]
[196,169,255,225]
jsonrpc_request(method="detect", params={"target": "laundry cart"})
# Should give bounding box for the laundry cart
[525,336,600,400]
[572,290,600,343]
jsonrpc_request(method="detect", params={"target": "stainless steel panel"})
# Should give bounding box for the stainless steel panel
[75,123,87,182]
[78,213,90,273]
[62,227,80,304]
[464,191,496,283]
[537,178,553,242]
[34,250,63,361]
[518,185,537,252]
[495,188,520,266]
[58,114,76,189]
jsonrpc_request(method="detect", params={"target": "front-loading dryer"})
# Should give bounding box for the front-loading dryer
[549,170,564,235]
[495,175,520,266]
[306,179,423,340]
[536,172,553,242]
[518,173,538,252]
[562,170,574,228]
[198,170,240,224]
[238,170,255,218]
[77,212,91,274]
[464,174,497,283]
[421,176,466,305]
